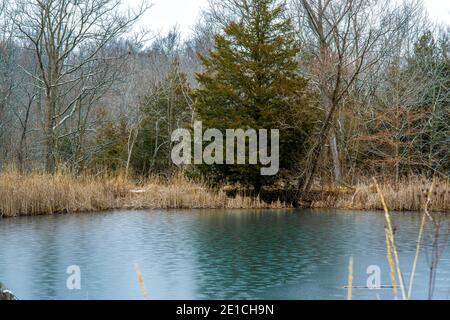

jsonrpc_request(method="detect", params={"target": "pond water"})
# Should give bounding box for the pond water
[0,209,449,300]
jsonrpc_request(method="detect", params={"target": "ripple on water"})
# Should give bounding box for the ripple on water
[0,209,449,300]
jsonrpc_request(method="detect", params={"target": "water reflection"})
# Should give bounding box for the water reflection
[0,210,449,300]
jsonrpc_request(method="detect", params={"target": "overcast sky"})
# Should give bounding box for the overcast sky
[133,0,449,37]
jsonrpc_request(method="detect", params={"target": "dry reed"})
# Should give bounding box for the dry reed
[313,176,449,212]
[347,256,353,301]
[134,263,148,300]
[374,178,406,300]
[407,179,434,299]
[373,178,441,300]
[0,170,289,217]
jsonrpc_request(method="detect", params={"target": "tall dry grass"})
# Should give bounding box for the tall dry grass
[130,174,286,210]
[0,170,288,217]
[344,179,438,300]
[312,176,449,212]
[0,170,132,217]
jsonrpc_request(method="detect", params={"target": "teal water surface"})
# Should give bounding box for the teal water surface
[0,209,449,300]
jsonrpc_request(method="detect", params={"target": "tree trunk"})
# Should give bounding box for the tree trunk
[300,97,339,193]
[17,95,33,173]
[45,133,56,174]
[329,129,342,183]
[45,91,56,174]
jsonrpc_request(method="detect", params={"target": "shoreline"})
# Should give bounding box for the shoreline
[0,171,448,218]
[2,206,447,221]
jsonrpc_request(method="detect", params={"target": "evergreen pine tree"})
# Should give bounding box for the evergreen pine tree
[194,0,316,190]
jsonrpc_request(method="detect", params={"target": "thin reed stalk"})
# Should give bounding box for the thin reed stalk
[134,263,148,300]
[385,228,398,300]
[347,256,354,301]
[374,178,407,300]
[407,178,435,300]
[407,213,426,300]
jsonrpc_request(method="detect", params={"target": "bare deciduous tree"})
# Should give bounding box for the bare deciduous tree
[292,0,424,190]
[8,0,150,172]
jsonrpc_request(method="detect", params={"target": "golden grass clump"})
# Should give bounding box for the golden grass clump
[0,170,133,217]
[313,176,449,212]
[130,173,288,210]
[0,170,288,217]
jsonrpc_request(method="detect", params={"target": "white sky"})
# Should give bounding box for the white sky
[426,0,450,23]
[132,0,449,37]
